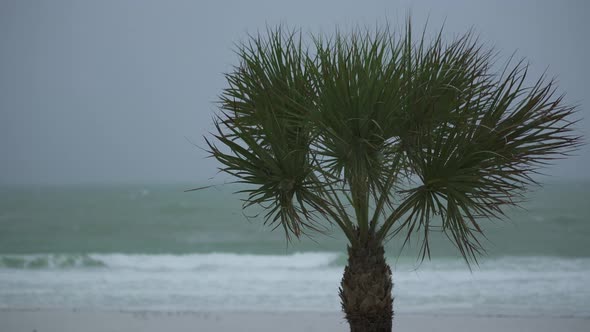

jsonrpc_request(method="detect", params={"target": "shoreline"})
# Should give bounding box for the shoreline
[2,307,590,319]
[1,309,588,332]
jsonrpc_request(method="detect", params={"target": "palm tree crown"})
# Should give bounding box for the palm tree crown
[206,24,580,263]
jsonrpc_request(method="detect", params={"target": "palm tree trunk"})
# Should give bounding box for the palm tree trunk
[340,238,393,332]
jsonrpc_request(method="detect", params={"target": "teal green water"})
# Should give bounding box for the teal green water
[0,181,588,258]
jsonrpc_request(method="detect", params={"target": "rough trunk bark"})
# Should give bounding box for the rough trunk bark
[340,237,393,332]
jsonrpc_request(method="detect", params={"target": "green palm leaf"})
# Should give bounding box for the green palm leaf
[207,27,324,239]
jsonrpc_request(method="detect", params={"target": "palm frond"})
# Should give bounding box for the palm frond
[207,27,326,239]
[376,36,581,265]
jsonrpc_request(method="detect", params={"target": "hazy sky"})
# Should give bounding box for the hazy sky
[1,0,588,184]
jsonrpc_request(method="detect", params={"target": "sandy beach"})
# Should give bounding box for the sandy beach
[1,309,588,332]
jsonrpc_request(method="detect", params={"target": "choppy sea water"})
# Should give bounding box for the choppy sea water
[0,182,589,317]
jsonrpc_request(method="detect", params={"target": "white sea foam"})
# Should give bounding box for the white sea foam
[92,252,341,271]
[0,253,589,318]
[0,252,341,271]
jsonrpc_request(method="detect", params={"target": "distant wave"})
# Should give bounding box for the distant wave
[0,254,106,269]
[2,253,590,272]
[0,252,342,271]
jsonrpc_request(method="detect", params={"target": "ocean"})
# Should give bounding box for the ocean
[0,181,589,318]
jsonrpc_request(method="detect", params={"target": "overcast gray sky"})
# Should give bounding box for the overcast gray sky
[0,0,588,185]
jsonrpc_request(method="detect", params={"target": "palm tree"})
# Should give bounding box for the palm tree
[203,23,581,331]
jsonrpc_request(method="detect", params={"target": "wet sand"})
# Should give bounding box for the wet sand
[1,309,589,332]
